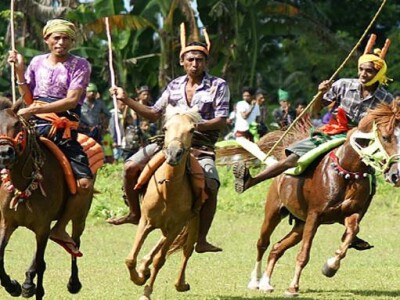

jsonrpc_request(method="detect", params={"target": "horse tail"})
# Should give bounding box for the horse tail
[216,121,312,166]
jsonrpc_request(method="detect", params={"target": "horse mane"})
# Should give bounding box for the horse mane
[359,101,400,134]
[165,105,202,124]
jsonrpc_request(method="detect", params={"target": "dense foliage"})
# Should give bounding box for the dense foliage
[0,0,400,108]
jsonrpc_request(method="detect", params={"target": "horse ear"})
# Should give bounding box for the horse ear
[11,99,25,114]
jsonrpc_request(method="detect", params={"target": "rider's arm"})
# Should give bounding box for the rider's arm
[311,80,332,117]
[110,86,161,123]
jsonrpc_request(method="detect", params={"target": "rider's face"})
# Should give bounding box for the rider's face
[358,61,378,85]
[45,32,73,58]
[181,51,207,78]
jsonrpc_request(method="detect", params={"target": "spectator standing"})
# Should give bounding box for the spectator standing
[234,86,260,141]
[272,89,296,129]
[255,89,268,137]
[79,83,111,142]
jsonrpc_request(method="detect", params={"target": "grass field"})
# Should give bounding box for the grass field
[2,163,400,299]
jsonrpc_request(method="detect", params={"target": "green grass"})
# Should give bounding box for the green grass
[2,163,400,299]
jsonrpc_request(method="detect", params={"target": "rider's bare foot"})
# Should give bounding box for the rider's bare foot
[195,241,222,253]
[233,162,252,194]
[106,213,140,225]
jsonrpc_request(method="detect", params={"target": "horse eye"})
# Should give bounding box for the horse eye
[162,127,167,132]
[189,127,195,133]
[382,135,391,143]
[14,121,22,133]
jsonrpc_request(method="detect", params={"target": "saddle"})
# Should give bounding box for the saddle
[134,150,208,204]
[285,136,346,176]
[40,133,104,194]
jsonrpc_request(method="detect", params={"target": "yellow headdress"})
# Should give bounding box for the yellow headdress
[179,23,210,58]
[43,19,76,40]
[358,34,391,86]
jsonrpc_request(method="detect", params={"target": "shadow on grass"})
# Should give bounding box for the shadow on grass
[193,289,400,299]
[305,288,400,298]
[190,295,314,300]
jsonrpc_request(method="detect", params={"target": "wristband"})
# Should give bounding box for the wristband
[16,80,27,86]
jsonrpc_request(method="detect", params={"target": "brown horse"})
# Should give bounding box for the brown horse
[0,99,94,299]
[246,101,400,297]
[125,105,202,300]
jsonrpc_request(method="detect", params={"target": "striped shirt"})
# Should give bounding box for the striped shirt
[152,72,230,120]
[322,78,393,125]
[152,73,230,145]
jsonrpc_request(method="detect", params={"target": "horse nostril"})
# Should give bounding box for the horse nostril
[176,149,183,157]
[391,174,400,184]
[7,147,15,156]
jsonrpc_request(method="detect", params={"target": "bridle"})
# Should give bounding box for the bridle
[162,137,191,155]
[0,116,45,210]
[0,127,27,155]
[349,122,400,173]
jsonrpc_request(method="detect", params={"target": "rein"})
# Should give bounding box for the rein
[162,137,191,154]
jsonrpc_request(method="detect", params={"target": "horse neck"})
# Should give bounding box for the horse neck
[335,140,369,173]
[9,134,37,190]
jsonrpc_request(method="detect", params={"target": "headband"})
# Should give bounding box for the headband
[358,34,391,86]
[43,19,76,40]
[179,23,210,58]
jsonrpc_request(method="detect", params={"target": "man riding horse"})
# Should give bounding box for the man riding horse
[108,23,230,253]
[233,34,393,251]
[7,19,93,257]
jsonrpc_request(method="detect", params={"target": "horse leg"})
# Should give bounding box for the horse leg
[67,189,93,294]
[137,237,166,280]
[175,217,199,292]
[322,213,360,278]
[0,224,21,297]
[285,213,319,297]
[126,218,154,286]
[21,232,49,300]
[141,227,183,300]
[248,189,282,291]
[260,220,305,293]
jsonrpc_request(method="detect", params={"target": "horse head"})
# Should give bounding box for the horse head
[354,101,400,186]
[162,105,201,166]
[0,99,27,169]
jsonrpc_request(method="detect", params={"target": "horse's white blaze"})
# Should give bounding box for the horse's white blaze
[258,272,274,292]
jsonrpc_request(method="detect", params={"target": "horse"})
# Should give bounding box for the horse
[243,101,400,297]
[125,105,203,300]
[0,99,94,299]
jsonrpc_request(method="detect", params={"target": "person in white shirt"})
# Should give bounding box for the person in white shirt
[234,86,260,141]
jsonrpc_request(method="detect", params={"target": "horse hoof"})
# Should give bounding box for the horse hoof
[284,287,299,297]
[21,284,35,298]
[175,283,190,292]
[67,278,82,294]
[247,279,259,290]
[322,262,338,278]
[7,279,22,297]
